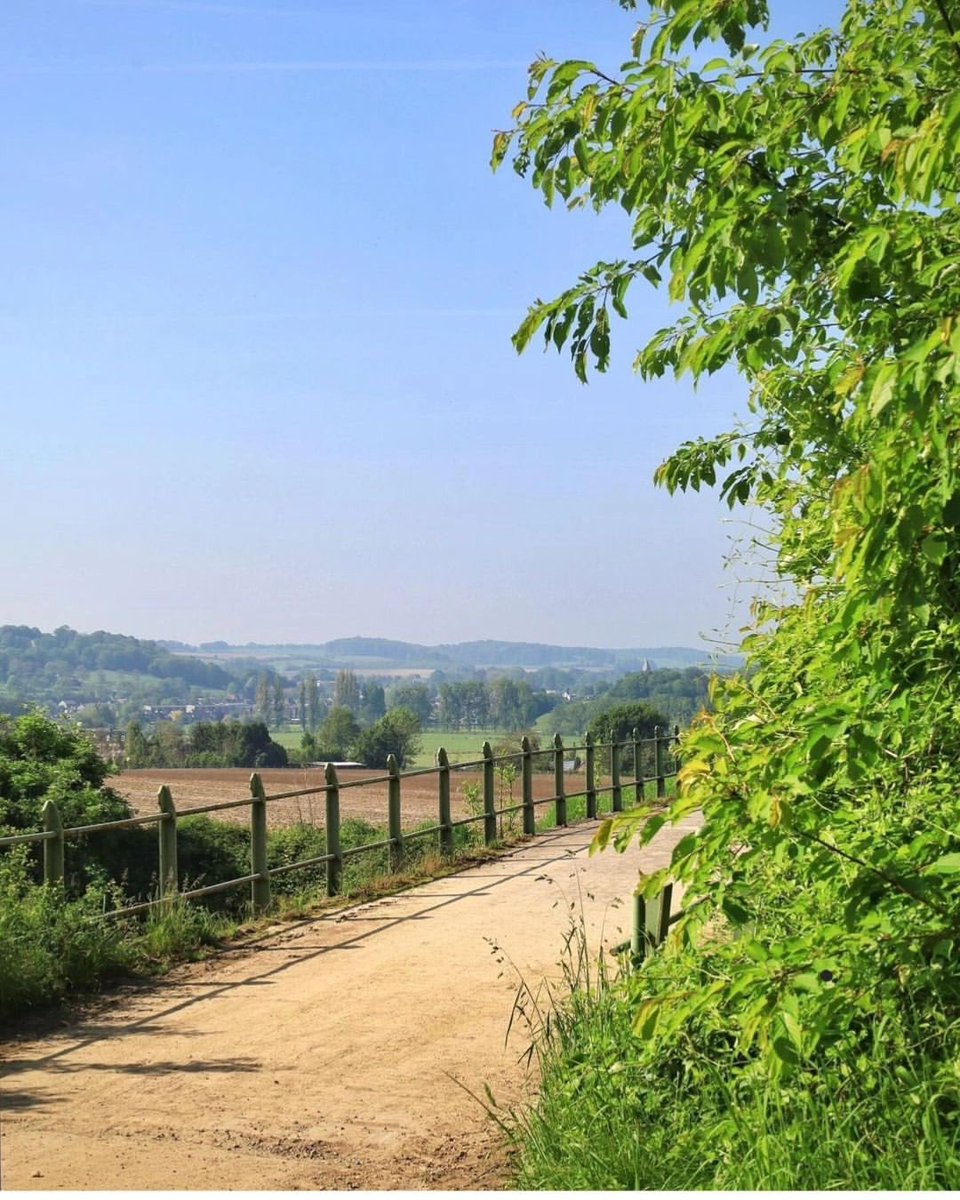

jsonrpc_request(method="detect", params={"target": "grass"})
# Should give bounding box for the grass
[408,730,502,768]
[270,727,502,767]
[505,915,960,1190]
[0,850,238,1021]
[270,729,303,752]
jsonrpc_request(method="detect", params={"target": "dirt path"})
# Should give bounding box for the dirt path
[0,818,697,1191]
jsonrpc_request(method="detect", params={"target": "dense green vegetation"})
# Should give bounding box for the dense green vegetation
[0,625,244,719]
[0,623,715,765]
[509,931,960,1189]
[538,667,709,733]
[124,719,288,769]
[497,0,960,1186]
[585,701,670,773]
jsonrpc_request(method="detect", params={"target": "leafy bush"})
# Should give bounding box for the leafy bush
[352,708,422,768]
[497,0,960,1185]
[267,823,329,894]
[0,711,129,833]
[0,851,134,1019]
[177,816,251,905]
[585,702,670,774]
[125,719,288,768]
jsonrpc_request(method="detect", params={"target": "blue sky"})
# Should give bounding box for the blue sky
[2,0,841,650]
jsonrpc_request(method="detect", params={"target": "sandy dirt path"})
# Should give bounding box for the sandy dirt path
[0,818,697,1191]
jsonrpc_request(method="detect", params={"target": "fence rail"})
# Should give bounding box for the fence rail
[0,726,680,922]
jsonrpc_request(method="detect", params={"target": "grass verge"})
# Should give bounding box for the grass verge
[505,922,960,1189]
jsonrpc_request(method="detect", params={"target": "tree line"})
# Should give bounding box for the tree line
[124,720,288,769]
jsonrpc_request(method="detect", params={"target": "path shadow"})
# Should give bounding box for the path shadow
[5,1056,262,1079]
[4,828,606,1070]
[0,1088,61,1112]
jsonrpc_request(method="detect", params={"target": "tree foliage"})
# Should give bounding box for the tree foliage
[499,0,960,1077]
[542,666,710,733]
[353,707,423,769]
[316,706,361,760]
[334,669,361,713]
[387,681,433,725]
[0,712,127,832]
[586,701,671,772]
[0,625,242,718]
[124,719,288,769]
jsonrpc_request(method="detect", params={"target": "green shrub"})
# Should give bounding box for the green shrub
[267,823,329,894]
[510,930,960,1190]
[177,816,251,908]
[137,899,229,962]
[0,851,134,1020]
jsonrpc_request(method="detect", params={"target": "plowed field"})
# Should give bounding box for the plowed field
[111,766,590,831]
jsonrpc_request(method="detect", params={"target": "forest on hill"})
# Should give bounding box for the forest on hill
[0,623,725,733]
[0,625,245,720]
[165,634,737,674]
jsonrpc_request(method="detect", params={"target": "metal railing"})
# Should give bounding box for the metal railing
[0,725,680,921]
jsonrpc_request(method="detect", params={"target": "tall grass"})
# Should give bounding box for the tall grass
[0,851,135,1020]
[507,924,960,1190]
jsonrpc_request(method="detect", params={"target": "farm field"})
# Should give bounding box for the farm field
[110,764,598,832]
[401,730,593,769]
[409,729,503,767]
[269,728,524,768]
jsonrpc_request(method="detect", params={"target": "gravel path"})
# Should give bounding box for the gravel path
[0,817,697,1191]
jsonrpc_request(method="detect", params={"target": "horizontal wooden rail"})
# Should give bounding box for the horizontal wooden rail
[5,726,680,918]
[0,829,59,847]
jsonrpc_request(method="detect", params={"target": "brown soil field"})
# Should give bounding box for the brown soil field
[111,766,591,832]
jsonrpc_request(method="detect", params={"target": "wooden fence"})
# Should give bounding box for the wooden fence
[0,726,680,923]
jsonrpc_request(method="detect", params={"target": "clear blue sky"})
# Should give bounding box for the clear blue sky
[2,0,841,651]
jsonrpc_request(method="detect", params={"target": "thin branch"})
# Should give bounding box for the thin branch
[932,0,960,65]
[791,827,953,920]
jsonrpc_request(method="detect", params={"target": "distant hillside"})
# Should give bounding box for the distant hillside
[164,635,740,674]
[435,640,730,670]
[0,625,243,715]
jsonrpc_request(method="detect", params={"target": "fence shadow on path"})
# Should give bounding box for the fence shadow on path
[3,827,613,1074]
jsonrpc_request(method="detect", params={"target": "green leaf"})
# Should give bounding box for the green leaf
[921,534,948,564]
[926,853,960,875]
[592,818,614,854]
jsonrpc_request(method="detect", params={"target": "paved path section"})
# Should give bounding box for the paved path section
[1,818,697,1191]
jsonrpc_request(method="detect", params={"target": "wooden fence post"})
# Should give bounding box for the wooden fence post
[585,731,597,819]
[157,785,178,899]
[249,772,271,914]
[632,726,645,808]
[655,726,667,799]
[520,736,535,835]
[481,741,497,845]
[325,762,342,897]
[42,799,64,887]
[387,754,404,870]
[611,736,623,813]
[631,883,674,961]
[437,747,454,856]
[553,733,567,827]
